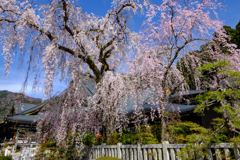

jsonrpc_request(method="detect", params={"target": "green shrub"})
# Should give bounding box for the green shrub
[95,134,104,145]
[135,124,159,144]
[2,142,8,148]
[82,132,95,146]
[106,132,120,145]
[0,155,12,160]
[111,125,160,145]
[208,118,229,143]
[151,121,162,143]
[136,132,158,144]
[106,124,160,145]
[44,140,57,149]
[82,132,103,145]
[119,133,138,145]
[229,136,240,143]
[34,140,80,160]
[168,121,209,143]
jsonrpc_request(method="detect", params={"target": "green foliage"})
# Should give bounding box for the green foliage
[136,132,158,144]
[167,120,237,159]
[223,21,240,49]
[195,59,231,73]
[44,140,57,149]
[120,133,138,144]
[96,157,121,160]
[177,21,240,91]
[167,122,212,159]
[168,121,209,144]
[229,136,240,143]
[82,132,103,145]
[149,121,162,143]
[177,143,208,160]
[34,140,80,160]
[2,142,8,148]
[107,125,159,145]
[0,155,12,160]
[106,132,120,145]
[176,45,219,90]
[106,131,139,145]
[168,119,233,143]
[194,58,240,138]
[131,125,158,144]
[82,132,95,146]
[95,134,104,145]
[0,91,9,99]
[207,118,229,143]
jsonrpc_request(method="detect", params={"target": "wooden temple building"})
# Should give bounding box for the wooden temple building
[0,99,48,142]
[126,90,221,129]
[0,81,221,143]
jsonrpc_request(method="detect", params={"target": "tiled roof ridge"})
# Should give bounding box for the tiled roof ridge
[15,99,41,104]
[16,102,48,115]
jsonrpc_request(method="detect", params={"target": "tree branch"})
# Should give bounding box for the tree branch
[197,123,226,144]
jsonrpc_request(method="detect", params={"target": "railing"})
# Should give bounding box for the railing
[17,146,39,160]
[91,141,240,160]
[1,142,39,159]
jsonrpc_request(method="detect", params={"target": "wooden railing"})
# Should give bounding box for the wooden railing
[91,141,240,160]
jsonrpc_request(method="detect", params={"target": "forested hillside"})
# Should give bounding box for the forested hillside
[0,90,42,119]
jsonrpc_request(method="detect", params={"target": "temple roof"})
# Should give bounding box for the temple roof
[1,101,47,125]
[126,103,198,115]
[6,115,38,124]
[167,90,205,101]
[19,102,48,115]
[14,102,39,114]
[122,90,204,115]
[2,79,205,125]
[75,78,205,115]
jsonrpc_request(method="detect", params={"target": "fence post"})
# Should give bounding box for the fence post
[162,141,170,160]
[92,146,95,160]
[12,131,19,153]
[4,148,8,156]
[101,143,106,158]
[234,148,240,159]
[137,142,143,160]
[117,143,122,159]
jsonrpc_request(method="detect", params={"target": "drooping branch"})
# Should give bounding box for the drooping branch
[197,123,226,144]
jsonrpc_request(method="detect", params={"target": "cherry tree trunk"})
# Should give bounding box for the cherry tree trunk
[161,103,168,142]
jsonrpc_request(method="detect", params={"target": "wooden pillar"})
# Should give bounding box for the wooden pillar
[162,141,170,160]
[137,143,143,160]
[12,130,19,153]
[101,143,106,158]
[117,143,122,159]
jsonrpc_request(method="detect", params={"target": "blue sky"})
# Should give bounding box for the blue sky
[0,0,240,99]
